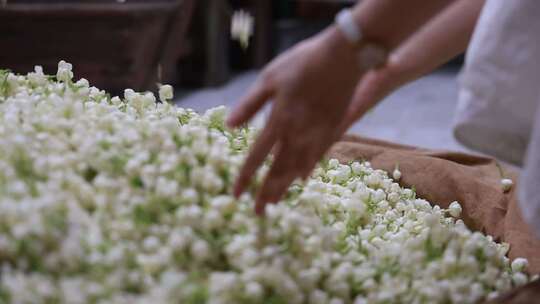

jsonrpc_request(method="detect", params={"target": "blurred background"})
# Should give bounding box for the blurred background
[0,0,469,152]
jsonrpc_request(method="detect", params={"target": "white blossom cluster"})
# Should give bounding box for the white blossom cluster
[0,62,530,304]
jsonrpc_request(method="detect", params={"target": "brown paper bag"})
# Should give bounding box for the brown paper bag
[328,135,540,274]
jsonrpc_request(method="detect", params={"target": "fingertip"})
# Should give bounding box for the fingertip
[226,112,242,128]
[225,117,235,129]
[256,183,277,215]
[255,198,266,216]
[233,177,246,198]
[263,191,279,206]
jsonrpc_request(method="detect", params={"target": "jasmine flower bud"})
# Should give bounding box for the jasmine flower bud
[511,257,528,272]
[448,201,462,218]
[501,178,513,192]
[392,165,401,181]
[191,240,211,262]
[56,60,73,82]
[159,84,174,102]
[231,10,254,49]
[512,272,528,286]
[244,282,263,300]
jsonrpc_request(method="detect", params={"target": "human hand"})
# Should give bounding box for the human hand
[227,27,364,215]
[338,0,485,134]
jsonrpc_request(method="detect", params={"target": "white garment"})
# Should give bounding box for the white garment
[454,0,540,235]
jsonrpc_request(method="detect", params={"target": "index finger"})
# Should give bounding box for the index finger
[254,143,301,215]
[233,118,280,198]
[227,80,273,128]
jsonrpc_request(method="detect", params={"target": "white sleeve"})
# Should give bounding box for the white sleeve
[453,0,540,236]
[453,0,540,166]
[519,102,540,238]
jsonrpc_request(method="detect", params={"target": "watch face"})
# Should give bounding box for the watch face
[358,43,388,70]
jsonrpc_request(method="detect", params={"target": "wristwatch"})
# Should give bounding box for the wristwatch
[335,9,388,70]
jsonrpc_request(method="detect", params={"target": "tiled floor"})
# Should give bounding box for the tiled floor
[175,67,476,154]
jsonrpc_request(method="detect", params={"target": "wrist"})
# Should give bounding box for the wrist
[322,25,360,59]
[332,9,388,70]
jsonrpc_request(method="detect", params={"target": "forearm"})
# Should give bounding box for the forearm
[339,0,485,130]
[352,0,455,49]
[392,0,485,83]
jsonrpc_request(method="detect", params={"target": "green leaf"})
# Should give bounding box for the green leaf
[263,293,288,304]
[130,176,144,188]
[83,167,98,182]
[0,69,10,98]
[133,204,158,226]
[425,236,444,262]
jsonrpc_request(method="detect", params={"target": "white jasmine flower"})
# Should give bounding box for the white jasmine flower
[448,201,462,218]
[328,158,340,169]
[244,282,263,300]
[501,178,513,192]
[354,296,368,304]
[392,165,401,181]
[143,236,161,252]
[158,84,174,102]
[56,60,73,82]
[512,272,528,286]
[511,257,528,272]
[308,290,329,304]
[190,240,210,262]
[231,10,254,49]
[28,66,47,86]
[329,298,345,304]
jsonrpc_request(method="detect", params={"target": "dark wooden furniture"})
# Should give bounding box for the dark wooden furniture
[0,0,194,94]
[179,0,273,87]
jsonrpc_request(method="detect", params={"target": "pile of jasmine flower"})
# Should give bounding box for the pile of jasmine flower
[0,62,531,304]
